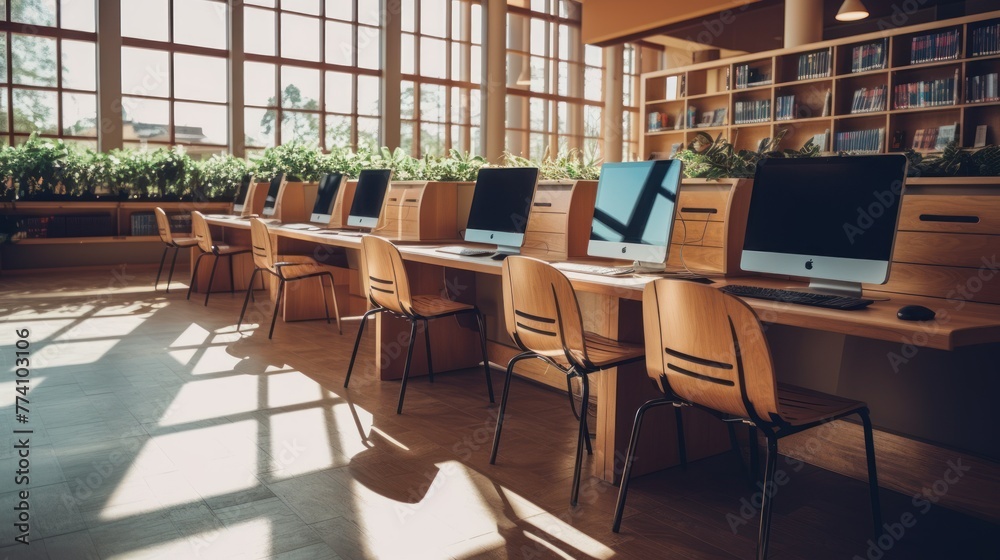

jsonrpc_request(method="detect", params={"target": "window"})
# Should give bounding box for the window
[400,0,482,157]
[243,0,382,152]
[1,0,98,147]
[120,0,229,156]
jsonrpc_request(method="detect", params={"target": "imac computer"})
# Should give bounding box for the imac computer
[309,172,347,224]
[463,167,540,256]
[346,169,393,230]
[261,174,286,217]
[587,159,683,272]
[231,174,253,215]
[740,154,908,297]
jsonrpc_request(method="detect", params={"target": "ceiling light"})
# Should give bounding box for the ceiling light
[836,0,869,21]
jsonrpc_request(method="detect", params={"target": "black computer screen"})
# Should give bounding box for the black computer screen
[590,160,681,245]
[467,167,539,234]
[312,173,344,215]
[263,174,284,210]
[233,174,252,205]
[744,155,908,261]
[349,169,392,218]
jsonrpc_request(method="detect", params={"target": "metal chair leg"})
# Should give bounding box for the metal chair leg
[582,407,593,456]
[320,276,331,324]
[474,310,494,402]
[155,246,168,291]
[570,371,591,506]
[166,246,180,293]
[756,435,779,560]
[268,279,284,339]
[228,254,236,295]
[490,352,532,464]
[344,308,381,388]
[237,268,260,332]
[327,272,342,334]
[395,320,419,414]
[187,252,208,300]
[204,254,221,306]
[860,409,883,537]
[422,319,434,383]
[674,406,687,470]
[728,421,750,480]
[749,425,761,485]
[612,398,674,532]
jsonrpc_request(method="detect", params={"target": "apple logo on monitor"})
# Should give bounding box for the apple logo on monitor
[621,247,627,254]
[805,259,814,270]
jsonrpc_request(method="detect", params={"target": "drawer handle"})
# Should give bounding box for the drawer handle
[680,207,718,214]
[533,202,553,207]
[405,198,419,203]
[389,198,399,202]
[919,214,979,224]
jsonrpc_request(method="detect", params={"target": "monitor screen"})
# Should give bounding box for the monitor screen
[464,167,539,251]
[232,174,253,212]
[262,174,285,216]
[310,173,345,222]
[742,154,908,286]
[347,169,392,228]
[587,160,682,265]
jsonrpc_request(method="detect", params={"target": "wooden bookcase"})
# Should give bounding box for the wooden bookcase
[640,10,1000,159]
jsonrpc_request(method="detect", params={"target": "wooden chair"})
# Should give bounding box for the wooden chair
[154,207,198,293]
[237,218,342,339]
[612,279,882,559]
[490,256,646,506]
[343,235,494,414]
[187,211,251,306]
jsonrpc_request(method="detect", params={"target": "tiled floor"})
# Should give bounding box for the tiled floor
[0,267,996,559]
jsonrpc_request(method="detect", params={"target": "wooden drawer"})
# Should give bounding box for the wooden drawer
[666,245,724,273]
[526,211,568,234]
[676,188,729,222]
[532,185,574,213]
[892,231,999,268]
[385,187,423,207]
[383,205,419,222]
[671,220,725,247]
[898,194,1000,235]
[522,231,568,254]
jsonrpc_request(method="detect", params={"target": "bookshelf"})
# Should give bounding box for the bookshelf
[640,10,1000,158]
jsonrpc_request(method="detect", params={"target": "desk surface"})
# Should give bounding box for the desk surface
[208,216,1000,351]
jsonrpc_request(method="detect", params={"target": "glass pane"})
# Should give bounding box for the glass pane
[357,26,380,70]
[557,61,568,96]
[470,88,481,126]
[507,52,528,89]
[325,71,352,114]
[399,120,414,154]
[584,67,602,101]
[61,40,97,91]
[557,101,568,134]
[400,81,414,120]
[280,66,320,109]
[244,7,276,56]
[401,34,415,75]
[357,116,379,148]
[174,0,228,50]
[121,96,170,142]
[175,101,227,145]
[420,122,444,156]
[325,113,351,150]
[585,105,601,137]
[62,92,96,136]
[559,25,570,60]
[470,45,481,84]
[244,61,277,106]
[585,45,603,67]
[121,0,168,41]
[420,83,445,123]
[246,0,275,6]
[121,47,170,98]
[401,0,415,32]
[530,56,546,93]
[529,132,546,160]
[12,0,56,27]
[325,20,353,66]
[281,13,320,61]
[281,111,320,145]
[0,36,6,83]
[245,107,275,147]
[61,0,95,32]
[421,0,446,37]
[529,97,544,131]
[283,0,319,15]
[451,43,461,81]
[13,35,57,86]
[530,19,546,56]
[0,88,7,132]
[326,0,352,21]
[13,88,58,133]
[450,86,464,123]
[357,0,379,25]
[357,74,380,116]
[420,37,447,79]
[470,3,481,44]
[175,54,227,102]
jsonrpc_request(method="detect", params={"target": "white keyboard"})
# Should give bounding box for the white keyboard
[281,223,321,230]
[436,246,494,257]
[552,262,635,276]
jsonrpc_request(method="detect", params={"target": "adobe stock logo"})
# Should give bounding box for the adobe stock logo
[805,259,814,270]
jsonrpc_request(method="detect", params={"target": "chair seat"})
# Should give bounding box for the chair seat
[569,332,645,369]
[777,383,866,426]
[409,294,475,317]
[214,244,250,255]
[172,237,199,247]
[273,255,327,280]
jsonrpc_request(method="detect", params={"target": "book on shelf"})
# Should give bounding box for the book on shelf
[735,64,772,89]
[965,72,999,103]
[891,130,905,150]
[909,29,961,64]
[821,89,832,117]
[733,99,771,124]
[811,129,830,152]
[935,123,958,151]
[775,94,796,121]
[893,69,959,109]
[969,22,1000,57]
[664,75,682,100]
[974,125,989,148]
[667,143,683,158]
[850,85,887,114]
[796,48,832,80]
[851,38,888,73]
[647,111,671,132]
[711,108,727,126]
[835,128,884,153]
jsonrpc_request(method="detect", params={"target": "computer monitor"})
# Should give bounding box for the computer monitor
[741,154,908,297]
[231,174,253,214]
[464,167,539,255]
[347,169,393,229]
[261,174,286,217]
[587,160,682,271]
[310,173,347,224]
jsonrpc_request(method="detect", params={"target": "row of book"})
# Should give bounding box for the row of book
[969,22,1000,57]
[912,123,958,151]
[775,95,798,121]
[129,213,192,236]
[17,215,114,239]
[909,29,961,65]
[893,75,958,109]
[733,99,771,124]
[850,39,888,73]
[966,73,999,104]
[850,86,887,114]
[796,49,832,80]
[834,128,884,153]
[647,111,672,132]
[695,108,728,128]
[734,64,771,89]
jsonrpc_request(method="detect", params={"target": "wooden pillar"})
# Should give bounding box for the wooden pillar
[482,0,507,162]
[382,0,402,150]
[229,1,245,158]
[785,0,824,48]
[96,0,123,151]
[603,45,624,163]
[567,25,584,155]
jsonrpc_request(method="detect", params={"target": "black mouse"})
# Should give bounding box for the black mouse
[897,305,936,321]
[490,253,509,261]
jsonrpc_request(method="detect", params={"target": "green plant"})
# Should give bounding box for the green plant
[905,142,1000,177]
[500,149,601,180]
[249,142,325,181]
[672,130,826,179]
[423,149,487,182]
[193,154,250,200]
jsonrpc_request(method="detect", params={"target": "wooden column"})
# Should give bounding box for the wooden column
[482,0,507,162]
[229,1,245,158]
[784,0,824,48]
[381,0,402,150]
[96,0,123,151]
[603,45,624,163]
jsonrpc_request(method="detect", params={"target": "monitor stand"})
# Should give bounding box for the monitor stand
[787,278,864,298]
[632,260,667,274]
[494,245,521,257]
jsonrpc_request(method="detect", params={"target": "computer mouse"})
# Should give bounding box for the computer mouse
[490,253,509,261]
[897,305,936,321]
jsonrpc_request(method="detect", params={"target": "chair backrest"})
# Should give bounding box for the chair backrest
[642,279,780,422]
[190,211,215,253]
[500,256,587,368]
[154,207,173,244]
[249,218,275,270]
[360,235,413,315]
